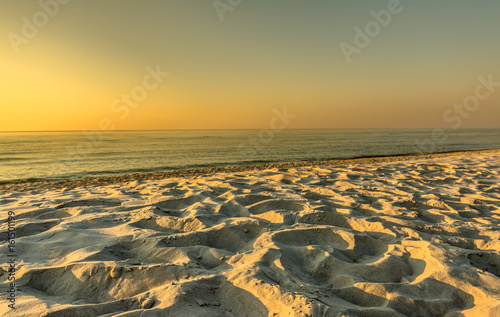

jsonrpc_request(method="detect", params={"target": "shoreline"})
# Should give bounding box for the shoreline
[2,148,499,193]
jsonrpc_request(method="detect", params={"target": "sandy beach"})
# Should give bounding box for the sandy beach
[1,149,500,317]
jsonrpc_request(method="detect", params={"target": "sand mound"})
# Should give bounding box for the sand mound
[1,151,500,316]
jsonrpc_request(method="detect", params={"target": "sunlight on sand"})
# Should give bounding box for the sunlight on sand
[1,150,499,316]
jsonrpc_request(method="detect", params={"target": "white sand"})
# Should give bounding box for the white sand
[1,150,500,316]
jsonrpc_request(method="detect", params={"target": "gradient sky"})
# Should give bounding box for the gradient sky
[1,0,499,131]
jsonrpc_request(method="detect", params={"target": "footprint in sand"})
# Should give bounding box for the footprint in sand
[56,199,122,209]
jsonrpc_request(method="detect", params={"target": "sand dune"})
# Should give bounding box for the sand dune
[1,151,500,316]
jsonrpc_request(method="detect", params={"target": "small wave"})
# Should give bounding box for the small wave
[0,157,29,162]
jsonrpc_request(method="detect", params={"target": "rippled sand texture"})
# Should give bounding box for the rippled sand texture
[1,152,500,316]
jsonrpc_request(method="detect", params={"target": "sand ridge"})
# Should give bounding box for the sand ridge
[1,151,500,316]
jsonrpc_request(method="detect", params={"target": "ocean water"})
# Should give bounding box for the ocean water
[1,129,499,184]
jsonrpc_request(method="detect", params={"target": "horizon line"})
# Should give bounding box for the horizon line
[1,127,500,133]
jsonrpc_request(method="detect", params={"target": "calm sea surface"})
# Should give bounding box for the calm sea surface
[1,129,499,184]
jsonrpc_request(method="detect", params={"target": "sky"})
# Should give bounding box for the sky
[1,0,499,131]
